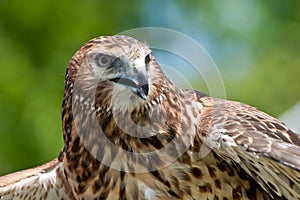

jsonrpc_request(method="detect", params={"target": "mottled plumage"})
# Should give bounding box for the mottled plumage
[1,35,300,199]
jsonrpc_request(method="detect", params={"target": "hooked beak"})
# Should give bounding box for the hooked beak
[110,73,149,100]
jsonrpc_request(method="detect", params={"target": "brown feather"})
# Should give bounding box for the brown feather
[1,35,300,199]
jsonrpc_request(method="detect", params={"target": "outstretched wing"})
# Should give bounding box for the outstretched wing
[196,94,300,199]
[0,159,71,200]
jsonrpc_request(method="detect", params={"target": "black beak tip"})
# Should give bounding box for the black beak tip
[137,84,149,100]
[141,84,149,96]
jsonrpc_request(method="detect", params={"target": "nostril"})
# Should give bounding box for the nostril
[137,72,148,85]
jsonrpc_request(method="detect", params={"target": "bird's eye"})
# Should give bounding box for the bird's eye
[96,54,112,67]
[145,54,151,64]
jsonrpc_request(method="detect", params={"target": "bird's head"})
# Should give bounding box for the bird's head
[62,35,169,166]
[66,35,166,112]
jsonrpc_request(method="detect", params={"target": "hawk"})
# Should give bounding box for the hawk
[1,35,300,200]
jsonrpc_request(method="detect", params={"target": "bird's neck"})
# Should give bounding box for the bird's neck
[60,81,202,197]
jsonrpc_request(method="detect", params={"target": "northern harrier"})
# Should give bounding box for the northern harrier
[1,35,300,199]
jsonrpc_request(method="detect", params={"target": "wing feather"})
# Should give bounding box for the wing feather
[0,159,72,200]
[197,95,300,199]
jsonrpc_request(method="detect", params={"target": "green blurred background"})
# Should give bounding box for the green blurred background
[0,0,299,175]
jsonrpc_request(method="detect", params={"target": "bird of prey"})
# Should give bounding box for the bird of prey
[1,35,300,200]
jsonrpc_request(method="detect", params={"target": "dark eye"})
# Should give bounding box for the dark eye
[96,54,112,67]
[145,54,151,64]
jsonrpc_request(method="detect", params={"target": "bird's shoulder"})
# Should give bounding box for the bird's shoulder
[0,159,59,188]
[0,159,73,199]
[184,89,300,198]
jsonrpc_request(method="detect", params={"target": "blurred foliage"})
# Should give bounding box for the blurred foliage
[0,0,299,175]
[0,0,143,175]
